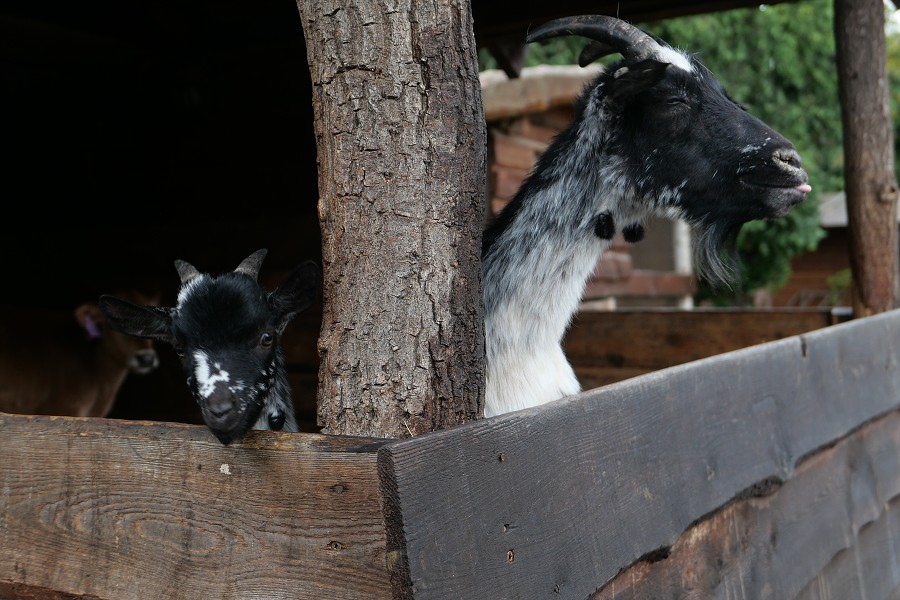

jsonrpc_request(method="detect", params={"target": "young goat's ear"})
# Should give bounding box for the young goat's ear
[270,260,320,330]
[74,303,105,339]
[98,295,177,345]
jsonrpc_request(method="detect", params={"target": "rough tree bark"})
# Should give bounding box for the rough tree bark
[295,0,487,437]
[834,0,900,316]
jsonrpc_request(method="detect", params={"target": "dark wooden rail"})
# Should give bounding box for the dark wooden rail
[566,306,850,388]
[2,307,898,599]
[0,421,392,599]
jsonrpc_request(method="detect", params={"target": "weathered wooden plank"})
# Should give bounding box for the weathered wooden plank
[283,310,845,400]
[564,307,846,370]
[581,270,696,298]
[590,409,900,599]
[480,65,602,122]
[0,415,392,600]
[378,309,900,599]
[573,365,655,389]
[795,499,900,600]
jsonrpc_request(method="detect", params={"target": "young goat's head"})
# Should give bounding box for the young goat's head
[525,15,812,286]
[99,249,319,444]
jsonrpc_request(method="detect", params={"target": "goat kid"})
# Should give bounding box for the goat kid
[99,249,319,444]
[482,15,812,417]
[0,291,160,418]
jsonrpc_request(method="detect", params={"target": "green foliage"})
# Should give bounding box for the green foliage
[887,5,900,175]
[825,267,852,305]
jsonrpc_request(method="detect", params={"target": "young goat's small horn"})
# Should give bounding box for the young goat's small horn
[526,15,660,63]
[174,260,202,284]
[234,248,268,280]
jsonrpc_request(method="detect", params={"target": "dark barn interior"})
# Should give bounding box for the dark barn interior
[0,0,796,429]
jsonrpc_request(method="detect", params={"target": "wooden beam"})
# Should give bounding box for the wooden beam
[472,0,802,46]
[0,417,392,600]
[378,308,900,599]
[564,307,846,370]
[835,0,900,315]
[481,65,602,121]
[591,410,900,598]
[4,309,900,598]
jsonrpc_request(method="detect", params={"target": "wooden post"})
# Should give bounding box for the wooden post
[294,0,487,437]
[834,0,900,316]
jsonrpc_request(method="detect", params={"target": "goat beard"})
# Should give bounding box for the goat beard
[690,220,744,291]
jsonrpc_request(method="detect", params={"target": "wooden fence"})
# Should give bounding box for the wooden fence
[2,307,898,599]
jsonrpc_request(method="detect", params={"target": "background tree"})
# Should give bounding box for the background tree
[297,0,487,437]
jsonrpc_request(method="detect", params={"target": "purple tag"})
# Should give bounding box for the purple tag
[84,315,102,339]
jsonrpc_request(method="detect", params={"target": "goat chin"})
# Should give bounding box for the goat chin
[484,346,580,418]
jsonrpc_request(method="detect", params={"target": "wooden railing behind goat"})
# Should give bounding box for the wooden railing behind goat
[99,249,320,445]
[0,290,160,418]
[481,15,812,417]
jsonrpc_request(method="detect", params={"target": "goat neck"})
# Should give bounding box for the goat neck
[481,15,810,417]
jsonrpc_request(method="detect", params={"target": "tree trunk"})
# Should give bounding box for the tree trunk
[295,0,487,437]
[834,0,900,316]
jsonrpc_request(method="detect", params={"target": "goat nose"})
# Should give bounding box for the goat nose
[208,399,235,418]
[131,350,160,373]
[773,148,802,169]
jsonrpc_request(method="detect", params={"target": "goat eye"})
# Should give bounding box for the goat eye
[259,332,274,348]
[173,346,185,358]
[667,96,686,106]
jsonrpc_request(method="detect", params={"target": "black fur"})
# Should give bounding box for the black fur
[99,250,319,444]
[594,212,616,240]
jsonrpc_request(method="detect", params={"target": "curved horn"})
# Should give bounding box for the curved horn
[174,260,201,284]
[578,40,618,67]
[234,248,268,280]
[526,15,661,63]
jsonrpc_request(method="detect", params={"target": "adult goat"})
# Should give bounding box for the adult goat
[482,15,812,417]
[99,249,319,444]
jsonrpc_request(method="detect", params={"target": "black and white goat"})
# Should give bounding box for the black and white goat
[99,249,319,444]
[481,15,812,417]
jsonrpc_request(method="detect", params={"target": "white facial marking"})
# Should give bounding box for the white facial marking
[741,137,772,154]
[193,350,230,399]
[654,46,693,73]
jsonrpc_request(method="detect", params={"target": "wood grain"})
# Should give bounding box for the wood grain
[591,409,900,599]
[0,416,392,600]
[378,309,900,599]
[564,307,845,370]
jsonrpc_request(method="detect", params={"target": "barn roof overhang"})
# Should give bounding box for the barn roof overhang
[472,0,799,77]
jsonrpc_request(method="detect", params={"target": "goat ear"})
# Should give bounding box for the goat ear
[98,295,177,345]
[234,249,268,280]
[270,260,320,328]
[74,303,105,338]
